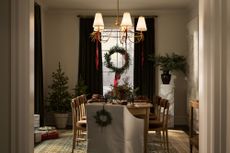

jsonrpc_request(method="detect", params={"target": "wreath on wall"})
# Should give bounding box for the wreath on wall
[94,106,112,127]
[104,46,130,74]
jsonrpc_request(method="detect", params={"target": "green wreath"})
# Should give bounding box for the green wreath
[94,108,112,127]
[104,46,130,74]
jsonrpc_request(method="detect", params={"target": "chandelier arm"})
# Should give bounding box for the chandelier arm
[101,30,113,43]
[128,36,135,43]
[126,32,144,43]
[93,30,141,43]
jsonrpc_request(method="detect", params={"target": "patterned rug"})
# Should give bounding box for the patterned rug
[34,130,193,153]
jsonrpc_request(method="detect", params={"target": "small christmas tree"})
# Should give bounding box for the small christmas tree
[73,76,88,97]
[47,62,71,113]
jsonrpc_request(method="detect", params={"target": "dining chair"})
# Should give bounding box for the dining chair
[78,95,87,119]
[86,103,144,153]
[189,100,199,153]
[134,95,149,100]
[71,95,87,153]
[149,98,170,153]
[149,95,162,120]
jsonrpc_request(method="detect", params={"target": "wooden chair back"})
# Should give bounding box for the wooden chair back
[154,96,162,119]
[149,98,170,153]
[71,98,78,127]
[71,95,87,124]
[78,95,87,118]
[71,95,87,153]
[159,99,169,127]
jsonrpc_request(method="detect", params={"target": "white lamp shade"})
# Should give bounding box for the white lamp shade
[94,26,104,32]
[120,12,133,29]
[93,13,104,31]
[136,16,147,31]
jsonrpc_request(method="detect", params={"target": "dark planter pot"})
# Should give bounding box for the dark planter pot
[161,70,171,84]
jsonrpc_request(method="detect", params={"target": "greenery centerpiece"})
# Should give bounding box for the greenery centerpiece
[46,62,71,128]
[104,77,138,102]
[148,52,187,84]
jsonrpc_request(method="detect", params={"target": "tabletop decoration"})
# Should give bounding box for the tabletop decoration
[104,77,138,101]
[94,105,112,127]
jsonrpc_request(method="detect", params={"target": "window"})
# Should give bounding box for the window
[102,28,134,95]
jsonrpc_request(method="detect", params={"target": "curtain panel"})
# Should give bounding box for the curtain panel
[78,18,103,97]
[134,18,155,101]
[34,2,44,126]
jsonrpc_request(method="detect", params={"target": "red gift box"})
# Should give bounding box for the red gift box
[41,130,59,141]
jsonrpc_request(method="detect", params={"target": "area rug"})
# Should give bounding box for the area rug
[34,130,192,153]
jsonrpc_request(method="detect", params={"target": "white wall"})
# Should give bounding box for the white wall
[44,11,79,96]
[155,11,189,125]
[187,17,199,131]
[0,0,11,152]
[43,9,189,125]
[188,0,198,20]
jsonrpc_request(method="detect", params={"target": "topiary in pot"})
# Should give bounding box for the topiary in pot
[46,62,71,128]
[148,52,187,84]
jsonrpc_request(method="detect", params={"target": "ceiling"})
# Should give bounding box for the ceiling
[45,0,192,10]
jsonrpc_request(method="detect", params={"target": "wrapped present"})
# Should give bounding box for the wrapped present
[34,114,40,129]
[36,126,59,141]
[34,131,42,143]
[41,130,59,141]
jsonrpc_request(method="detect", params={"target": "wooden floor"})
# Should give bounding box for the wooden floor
[34,129,198,153]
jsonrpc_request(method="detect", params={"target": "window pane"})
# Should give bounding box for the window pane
[102,28,134,95]
[102,71,115,94]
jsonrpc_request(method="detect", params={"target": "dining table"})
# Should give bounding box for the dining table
[127,102,153,153]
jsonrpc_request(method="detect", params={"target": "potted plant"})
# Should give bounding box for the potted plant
[148,52,187,84]
[73,76,88,97]
[46,62,71,128]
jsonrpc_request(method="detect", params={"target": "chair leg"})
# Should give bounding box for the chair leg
[159,131,163,148]
[162,130,166,150]
[76,129,80,145]
[72,128,76,153]
[190,144,193,153]
[166,129,169,153]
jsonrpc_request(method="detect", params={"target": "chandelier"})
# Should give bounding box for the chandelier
[90,0,147,44]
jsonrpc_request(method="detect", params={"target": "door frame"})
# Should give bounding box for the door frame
[11,0,34,152]
[199,0,229,152]
[10,0,230,153]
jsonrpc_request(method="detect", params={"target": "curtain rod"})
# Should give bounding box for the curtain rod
[77,15,158,18]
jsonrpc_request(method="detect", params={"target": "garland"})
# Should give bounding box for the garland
[94,107,112,127]
[104,46,130,74]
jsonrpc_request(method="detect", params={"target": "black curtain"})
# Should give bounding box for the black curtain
[78,18,103,97]
[134,18,155,101]
[34,3,44,126]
